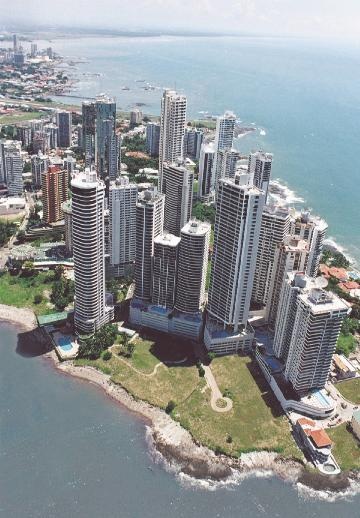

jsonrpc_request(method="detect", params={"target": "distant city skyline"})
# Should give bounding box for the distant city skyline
[2,0,360,41]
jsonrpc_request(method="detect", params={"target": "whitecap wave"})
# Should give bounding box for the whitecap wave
[259,129,266,136]
[297,478,360,503]
[269,179,305,206]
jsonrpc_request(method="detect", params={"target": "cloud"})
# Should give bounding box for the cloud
[1,0,360,40]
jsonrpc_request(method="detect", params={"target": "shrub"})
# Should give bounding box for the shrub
[102,350,112,361]
[226,435,233,444]
[198,365,205,377]
[33,294,43,304]
[165,400,176,414]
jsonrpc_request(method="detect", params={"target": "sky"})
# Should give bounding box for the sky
[1,0,360,40]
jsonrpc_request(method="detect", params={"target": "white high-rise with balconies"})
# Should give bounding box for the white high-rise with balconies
[252,205,291,306]
[265,236,309,328]
[71,169,114,335]
[248,151,273,200]
[205,173,265,354]
[284,287,350,394]
[289,212,328,278]
[109,177,138,277]
[3,141,23,195]
[175,220,210,314]
[214,147,241,188]
[158,89,187,190]
[133,189,165,301]
[212,111,236,186]
[162,162,193,236]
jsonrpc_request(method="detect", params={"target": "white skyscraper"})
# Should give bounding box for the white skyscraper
[284,286,350,394]
[109,177,138,277]
[265,236,309,328]
[151,233,180,309]
[214,147,241,188]
[31,152,49,188]
[158,89,187,189]
[248,151,273,200]
[205,173,265,354]
[252,205,291,306]
[198,142,215,202]
[62,200,73,255]
[212,111,236,184]
[289,212,328,278]
[134,189,165,301]
[71,169,114,335]
[3,141,23,195]
[162,162,193,236]
[175,220,210,314]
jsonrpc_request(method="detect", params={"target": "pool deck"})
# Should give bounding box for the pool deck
[50,330,79,360]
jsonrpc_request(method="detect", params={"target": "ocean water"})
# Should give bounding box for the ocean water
[36,35,360,265]
[1,322,359,517]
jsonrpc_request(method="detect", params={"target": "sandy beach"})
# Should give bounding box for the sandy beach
[0,304,37,331]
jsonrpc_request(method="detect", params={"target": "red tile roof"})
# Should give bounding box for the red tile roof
[297,417,316,428]
[307,429,332,449]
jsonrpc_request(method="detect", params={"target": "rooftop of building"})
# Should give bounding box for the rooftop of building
[71,169,102,189]
[154,233,181,247]
[249,150,273,160]
[110,176,137,189]
[282,236,309,251]
[306,428,332,449]
[220,173,263,194]
[297,417,332,448]
[299,287,350,313]
[319,264,349,281]
[287,271,328,291]
[137,187,164,205]
[181,219,211,237]
[263,204,291,218]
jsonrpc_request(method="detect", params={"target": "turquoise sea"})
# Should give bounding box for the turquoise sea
[38,35,360,266]
[1,322,359,517]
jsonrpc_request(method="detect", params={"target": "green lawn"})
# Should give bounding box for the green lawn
[336,378,360,404]
[336,333,357,357]
[76,335,200,409]
[328,424,360,471]
[175,355,302,459]
[191,119,216,129]
[76,338,302,460]
[0,271,56,315]
[0,111,43,124]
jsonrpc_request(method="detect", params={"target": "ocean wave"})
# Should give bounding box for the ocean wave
[269,179,305,206]
[297,478,360,503]
[259,129,266,136]
[323,238,359,269]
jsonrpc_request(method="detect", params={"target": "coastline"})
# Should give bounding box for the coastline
[1,305,359,498]
[0,304,37,331]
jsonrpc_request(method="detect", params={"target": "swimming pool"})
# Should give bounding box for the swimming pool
[58,336,73,352]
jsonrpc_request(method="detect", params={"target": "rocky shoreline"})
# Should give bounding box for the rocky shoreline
[50,351,358,496]
[0,304,358,498]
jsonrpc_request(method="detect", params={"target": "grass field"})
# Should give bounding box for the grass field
[175,355,302,458]
[75,336,302,460]
[336,378,360,404]
[328,424,360,470]
[76,335,199,408]
[0,111,43,124]
[0,271,56,315]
